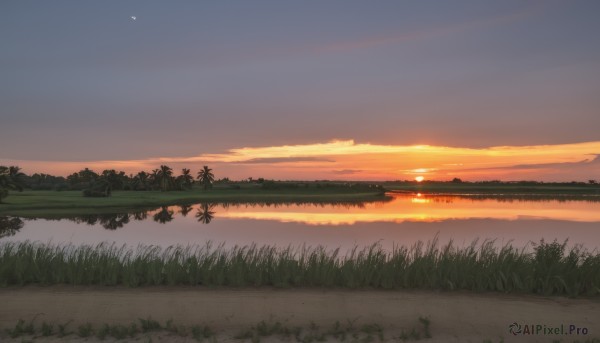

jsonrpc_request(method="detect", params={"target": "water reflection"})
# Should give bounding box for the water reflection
[196,204,215,224]
[71,213,132,230]
[178,205,193,217]
[153,206,174,224]
[132,211,148,221]
[4,194,600,251]
[217,193,600,225]
[3,194,600,234]
[7,199,389,231]
[0,217,24,238]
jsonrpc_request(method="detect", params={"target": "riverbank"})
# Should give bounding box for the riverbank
[0,187,388,217]
[384,180,600,195]
[0,287,597,342]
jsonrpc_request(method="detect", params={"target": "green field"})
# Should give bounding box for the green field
[1,239,598,297]
[0,186,388,217]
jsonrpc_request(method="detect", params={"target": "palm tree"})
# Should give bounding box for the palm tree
[132,171,150,191]
[156,165,174,192]
[196,166,215,190]
[176,168,194,190]
[148,169,160,190]
[195,203,215,224]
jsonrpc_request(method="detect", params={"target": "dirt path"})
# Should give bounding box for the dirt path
[0,287,598,342]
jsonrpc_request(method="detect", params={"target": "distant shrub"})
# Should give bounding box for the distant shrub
[82,180,112,197]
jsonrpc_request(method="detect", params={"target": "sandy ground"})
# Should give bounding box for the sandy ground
[0,287,598,342]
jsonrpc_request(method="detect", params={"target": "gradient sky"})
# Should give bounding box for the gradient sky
[1,1,599,180]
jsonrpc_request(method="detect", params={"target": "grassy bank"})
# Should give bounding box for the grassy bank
[384,181,600,195]
[0,186,387,217]
[1,239,598,297]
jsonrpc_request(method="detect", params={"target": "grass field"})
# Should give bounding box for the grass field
[0,186,388,217]
[1,239,598,297]
[383,181,600,195]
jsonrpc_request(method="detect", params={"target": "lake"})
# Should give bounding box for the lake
[2,193,600,251]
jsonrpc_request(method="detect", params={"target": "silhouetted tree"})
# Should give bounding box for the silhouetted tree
[157,165,174,192]
[132,171,150,191]
[148,169,161,190]
[0,166,26,203]
[176,168,194,190]
[67,168,100,190]
[197,166,215,190]
[101,169,129,190]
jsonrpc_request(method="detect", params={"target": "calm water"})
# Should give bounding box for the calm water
[2,193,600,251]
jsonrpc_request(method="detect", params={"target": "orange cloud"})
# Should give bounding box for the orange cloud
[2,140,600,181]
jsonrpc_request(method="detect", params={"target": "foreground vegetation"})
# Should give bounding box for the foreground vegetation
[2,316,431,342]
[1,239,598,297]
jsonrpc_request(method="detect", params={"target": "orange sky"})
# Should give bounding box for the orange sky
[2,139,600,181]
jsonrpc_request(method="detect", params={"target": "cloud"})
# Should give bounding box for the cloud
[304,3,543,55]
[459,154,600,171]
[231,157,334,164]
[332,169,363,175]
[3,140,600,181]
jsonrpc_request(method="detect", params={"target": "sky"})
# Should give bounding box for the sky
[1,1,599,181]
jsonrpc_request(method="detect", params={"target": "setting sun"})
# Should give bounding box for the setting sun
[415,176,425,182]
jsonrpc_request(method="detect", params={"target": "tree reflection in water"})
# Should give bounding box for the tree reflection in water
[0,216,24,238]
[178,205,193,217]
[153,206,174,224]
[196,203,215,224]
[131,211,148,221]
[14,199,383,231]
[98,213,130,230]
[70,213,131,230]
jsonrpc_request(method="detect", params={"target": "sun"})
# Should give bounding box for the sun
[415,176,424,182]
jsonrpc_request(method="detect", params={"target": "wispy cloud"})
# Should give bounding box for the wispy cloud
[230,157,334,164]
[304,3,543,55]
[332,169,363,175]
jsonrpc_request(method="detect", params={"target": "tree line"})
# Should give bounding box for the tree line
[0,165,215,201]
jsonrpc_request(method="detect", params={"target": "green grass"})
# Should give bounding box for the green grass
[1,239,598,296]
[0,186,388,217]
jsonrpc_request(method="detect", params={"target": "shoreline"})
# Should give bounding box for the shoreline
[0,189,388,217]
